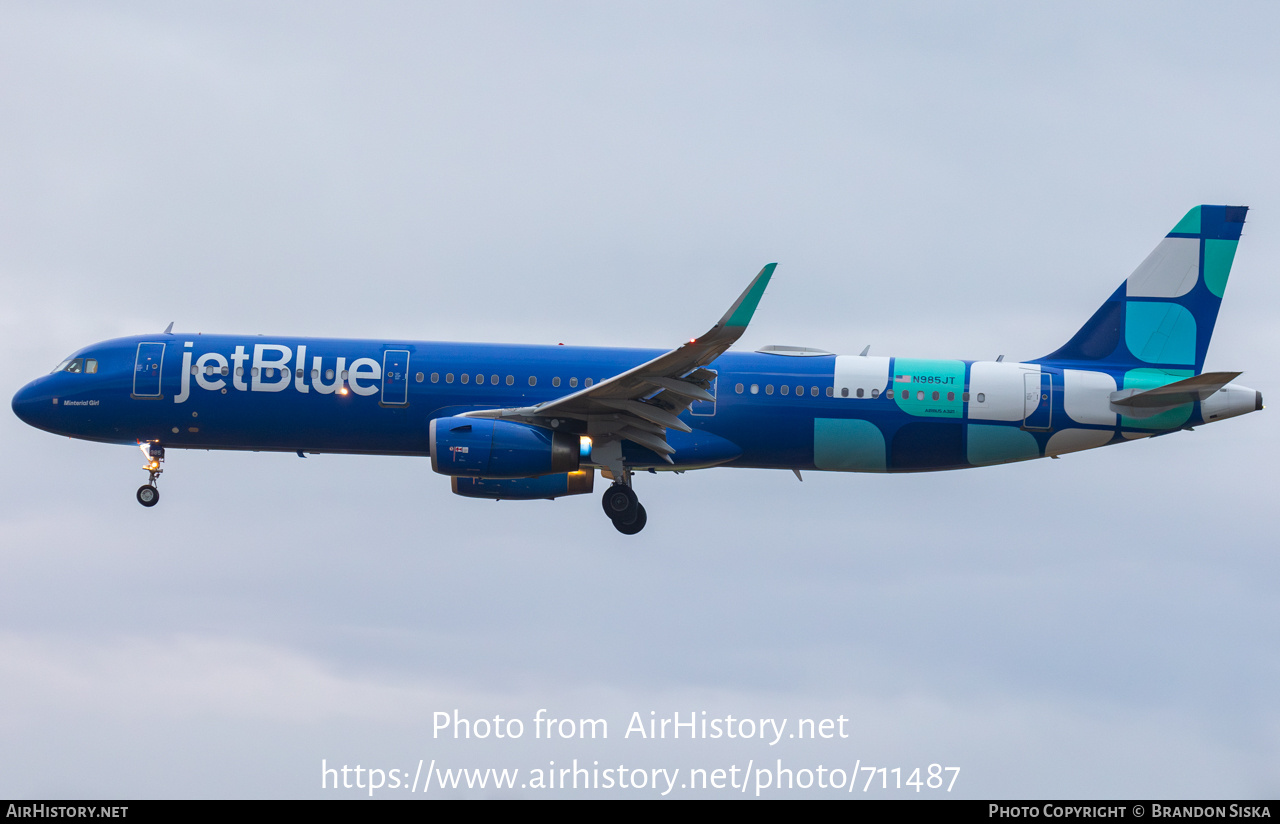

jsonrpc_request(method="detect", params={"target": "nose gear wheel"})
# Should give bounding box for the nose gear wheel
[136,443,165,508]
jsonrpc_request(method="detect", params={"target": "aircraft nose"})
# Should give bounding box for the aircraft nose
[12,379,53,431]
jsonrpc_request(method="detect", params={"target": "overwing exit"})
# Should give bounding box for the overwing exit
[12,205,1262,534]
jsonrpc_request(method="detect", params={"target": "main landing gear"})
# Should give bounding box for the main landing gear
[136,443,164,508]
[602,480,647,535]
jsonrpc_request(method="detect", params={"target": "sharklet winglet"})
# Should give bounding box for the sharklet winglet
[717,263,776,330]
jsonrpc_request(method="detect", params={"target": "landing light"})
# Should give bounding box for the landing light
[338,387,348,395]
[579,436,592,458]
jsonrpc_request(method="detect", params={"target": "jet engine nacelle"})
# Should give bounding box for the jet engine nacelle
[451,470,595,501]
[429,416,580,478]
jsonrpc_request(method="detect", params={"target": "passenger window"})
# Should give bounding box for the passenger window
[325,369,333,380]
[431,373,440,383]
[976,393,985,403]
[570,378,578,388]
[871,388,879,398]
[220,366,228,376]
[585,378,593,387]
[750,384,759,394]
[916,391,924,400]
[735,383,744,394]
[947,391,954,401]
[826,386,833,397]
[341,370,349,380]
[296,368,304,379]
[86,359,98,374]
[528,376,536,386]
[461,374,470,385]
[190,365,197,375]
[416,372,424,383]
[553,377,561,387]
[932,391,939,401]
[490,375,498,385]
[886,390,894,399]
[445,373,454,384]
[856,388,863,398]
[780,385,789,396]
[962,392,970,402]
[765,384,774,395]
[811,387,818,397]
[252,367,260,377]
[475,374,483,384]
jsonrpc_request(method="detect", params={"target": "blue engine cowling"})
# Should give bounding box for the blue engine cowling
[451,470,595,500]
[429,416,580,478]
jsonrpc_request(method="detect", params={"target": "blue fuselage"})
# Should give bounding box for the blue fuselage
[11,332,1258,475]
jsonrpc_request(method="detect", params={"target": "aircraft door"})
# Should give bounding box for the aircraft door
[381,350,410,406]
[132,343,165,399]
[1023,371,1052,430]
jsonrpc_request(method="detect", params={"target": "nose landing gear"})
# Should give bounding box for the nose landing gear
[136,443,164,508]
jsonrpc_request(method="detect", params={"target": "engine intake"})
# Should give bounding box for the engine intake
[430,417,580,478]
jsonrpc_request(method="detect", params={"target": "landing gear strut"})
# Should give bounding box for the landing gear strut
[592,439,648,534]
[602,478,647,534]
[137,443,164,508]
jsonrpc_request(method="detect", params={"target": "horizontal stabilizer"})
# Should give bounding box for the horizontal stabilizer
[1109,371,1242,409]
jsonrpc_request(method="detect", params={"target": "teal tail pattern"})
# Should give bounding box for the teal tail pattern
[1038,205,1246,374]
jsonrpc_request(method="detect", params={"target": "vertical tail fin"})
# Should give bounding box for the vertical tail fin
[1038,205,1247,374]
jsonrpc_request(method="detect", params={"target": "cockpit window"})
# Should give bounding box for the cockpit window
[51,357,95,374]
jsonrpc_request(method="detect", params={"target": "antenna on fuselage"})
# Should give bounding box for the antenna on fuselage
[163,322,174,335]
[859,345,870,356]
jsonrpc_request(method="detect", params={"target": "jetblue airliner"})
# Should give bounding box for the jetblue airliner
[12,206,1262,534]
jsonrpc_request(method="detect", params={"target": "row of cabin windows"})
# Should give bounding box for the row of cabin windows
[732,382,985,404]
[187,365,601,390]
[734,383,831,397]
[416,372,593,389]
[75,357,992,406]
[192,364,345,381]
[735,383,828,397]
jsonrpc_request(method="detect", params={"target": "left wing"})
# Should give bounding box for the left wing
[462,263,776,464]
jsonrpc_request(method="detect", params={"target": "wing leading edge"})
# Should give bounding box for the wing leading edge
[461,263,776,467]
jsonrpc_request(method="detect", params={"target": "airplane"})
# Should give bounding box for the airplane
[11,205,1262,535]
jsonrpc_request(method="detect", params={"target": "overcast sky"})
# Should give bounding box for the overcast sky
[2,1,1277,798]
